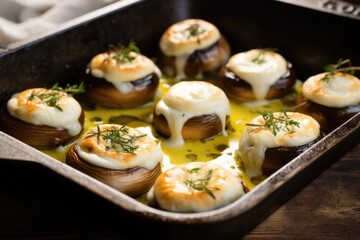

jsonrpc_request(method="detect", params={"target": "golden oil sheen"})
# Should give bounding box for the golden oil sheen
[42,78,301,202]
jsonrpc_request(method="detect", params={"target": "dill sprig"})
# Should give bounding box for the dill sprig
[85,125,146,154]
[251,48,279,64]
[246,111,300,136]
[184,167,219,199]
[322,58,360,82]
[107,40,140,64]
[27,82,84,112]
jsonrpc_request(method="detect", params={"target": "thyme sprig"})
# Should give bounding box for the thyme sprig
[184,168,219,199]
[246,111,300,136]
[27,82,84,112]
[85,125,146,154]
[251,48,278,64]
[107,40,140,64]
[322,58,360,82]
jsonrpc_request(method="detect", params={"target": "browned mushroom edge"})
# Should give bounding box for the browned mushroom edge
[66,144,162,198]
[0,105,84,150]
[153,113,230,140]
[296,92,360,134]
[218,62,297,102]
[157,36,231,79]
[81,71,159,109]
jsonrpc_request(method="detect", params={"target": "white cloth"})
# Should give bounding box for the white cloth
[0,0,119,47]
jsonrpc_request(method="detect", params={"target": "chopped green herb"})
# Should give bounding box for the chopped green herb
[85,125,146,154]
[251,48,278,64]
[206,153,221,159]
[183,22,206,44]
[252,51,266,64]
[322,58,360,82]
[185,154,198,161]
[90,117,103,124]
[108,115,141,125]
[27,82,84,112]
[246,111,300,136]
[215,144,228,152]
[184,168,219,199]
[107,40,140,64]
[51,82,85,95]
[188,167,201,174]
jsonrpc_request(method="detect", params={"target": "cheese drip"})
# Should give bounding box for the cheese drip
[75,124,163,170]
[227,49,288,100]
[155,81,230,147]
[302,72,360,108]
[7,88,82,136]
[152,161,246,213]
[160,19,221,79]
[90,51,161,94]
[238,112,320,178]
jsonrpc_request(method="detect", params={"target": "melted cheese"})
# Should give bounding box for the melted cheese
[238,112,320,178]
[160,19,221,80]
[90,51,161,94]
[160,19,220,56]
[227,49,288,100]
[155,81,230,147]
[173,54,190,80]
[302,72,360,108]
[75,124,163,170]
[152,161,246,212]
[7,88,82,136]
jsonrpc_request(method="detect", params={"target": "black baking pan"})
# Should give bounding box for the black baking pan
[0,0,359,239]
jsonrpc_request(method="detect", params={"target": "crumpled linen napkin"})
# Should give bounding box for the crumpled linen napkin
[0,0,119,47]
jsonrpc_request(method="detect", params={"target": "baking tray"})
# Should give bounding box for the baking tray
[0,0,359,239]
